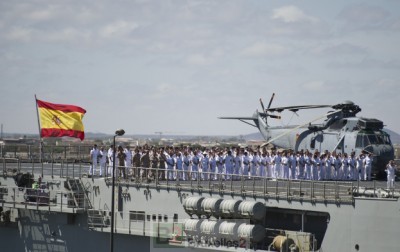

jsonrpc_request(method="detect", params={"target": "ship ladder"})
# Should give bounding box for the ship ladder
[66,178,92,209]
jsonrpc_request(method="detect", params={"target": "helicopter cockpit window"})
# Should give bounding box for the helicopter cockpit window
[356,134,369,148]
[357,132,392,147]
[375,133,391,145]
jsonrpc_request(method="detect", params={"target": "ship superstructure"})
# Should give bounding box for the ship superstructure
[0,158,399,252]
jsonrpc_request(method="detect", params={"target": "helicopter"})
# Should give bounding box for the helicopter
[219,93,394,178]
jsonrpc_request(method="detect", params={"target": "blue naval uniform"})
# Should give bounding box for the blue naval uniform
[191,154,200,180]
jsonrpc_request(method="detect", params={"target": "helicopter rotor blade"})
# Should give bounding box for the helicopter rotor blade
[260,98,266,112]
[259,113,282,119]
[261,110,338,147]
[268,104,332,113]
[269,114,281,119]
[267,93,275,110]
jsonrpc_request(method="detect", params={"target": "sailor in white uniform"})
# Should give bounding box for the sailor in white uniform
[124,146,132,178]
[348,154,357,180]
[356,154,365,181]
[99,146,107,177]
[266,152,273,178]
[259,152,267,177]
[281,152,289,179]
[385,160,396,189]
[364,153,373,181]
[107,145,114,177]
[89,144,100,176]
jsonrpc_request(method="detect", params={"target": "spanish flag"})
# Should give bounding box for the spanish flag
[36,99,86,140]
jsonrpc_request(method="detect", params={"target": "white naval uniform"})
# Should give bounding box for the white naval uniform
[89,147,100,176]
[266,155,273,178]
[107,148,114,176]
[281,156,289,179]
[357,157,365,181]
[312,157,320,181]
[364,156,373,181]
[124,148,132,177]
[99,150,107,176]
[386,164,396,189]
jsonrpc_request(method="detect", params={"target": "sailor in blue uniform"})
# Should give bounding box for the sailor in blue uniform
[191,151,200,180]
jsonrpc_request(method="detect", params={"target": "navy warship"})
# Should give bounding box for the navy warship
[0,146,399,252]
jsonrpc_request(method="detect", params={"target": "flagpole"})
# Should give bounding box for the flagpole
[34,95,43,164]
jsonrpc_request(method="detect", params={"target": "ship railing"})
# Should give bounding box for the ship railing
[103,166,365,203]
[0,184,91,213]
[1,157,89,178]
[116,166,400,201]
[2,158,399,201]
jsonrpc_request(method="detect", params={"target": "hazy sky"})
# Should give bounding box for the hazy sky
[1,0,400,136]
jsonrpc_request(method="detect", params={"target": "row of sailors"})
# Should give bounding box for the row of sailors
[90,145,374,181]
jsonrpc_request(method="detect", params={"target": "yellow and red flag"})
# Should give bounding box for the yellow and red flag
[36,99,86,140]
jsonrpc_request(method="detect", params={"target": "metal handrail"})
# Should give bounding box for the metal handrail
[0,184,91,212]
[1,158,399,202]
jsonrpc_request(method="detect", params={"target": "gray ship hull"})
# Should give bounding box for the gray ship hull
[1,162,399,252]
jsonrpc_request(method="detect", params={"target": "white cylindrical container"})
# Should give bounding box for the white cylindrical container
[183,196,205,216]
[218,221,240,240]
[238,201,266,221]
[183,219,203,237]
[237,223,265,243]
[201,198,223,216]
[199,220,220,236]
[219,199,242,218]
